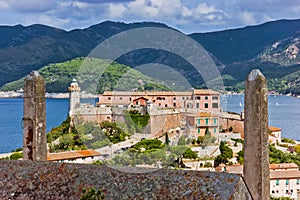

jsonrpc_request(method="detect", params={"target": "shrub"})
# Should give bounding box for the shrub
[281,138,296,144]
[81,188,105,200]
[204,162,212,168]
[10,152,23,160]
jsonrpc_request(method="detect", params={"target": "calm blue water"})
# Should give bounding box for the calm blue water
[221,94,300,141]
[0,95,300,153]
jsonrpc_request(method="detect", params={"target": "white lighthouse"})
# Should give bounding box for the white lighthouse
[68,78,80,116]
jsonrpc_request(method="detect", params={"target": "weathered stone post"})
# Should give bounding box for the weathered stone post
[23,71,47,161]
[244,69,270,199]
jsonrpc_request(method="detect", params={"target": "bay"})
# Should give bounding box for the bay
[0,95,300,153]
[221,94,300,141]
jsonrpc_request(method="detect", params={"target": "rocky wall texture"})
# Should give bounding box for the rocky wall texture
[0,160,252,199]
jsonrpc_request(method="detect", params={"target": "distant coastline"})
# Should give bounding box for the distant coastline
[0,91,97,99]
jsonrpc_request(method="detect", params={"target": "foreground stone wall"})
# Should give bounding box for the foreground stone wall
[0,160,252,200]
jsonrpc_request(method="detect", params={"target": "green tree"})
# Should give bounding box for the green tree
[178,135,186,145]
[214,141,233,167]
[196,136,205,145]
[183,148,198,159]
[165,132,170,146]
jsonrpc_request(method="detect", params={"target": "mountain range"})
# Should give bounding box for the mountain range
[1,19,300,94]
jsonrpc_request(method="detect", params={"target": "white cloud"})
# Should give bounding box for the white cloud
[2,0,56,12]
[194,3,218,15]
[0,0,299,33]
[108,3,127,18]
[0,1,9,10]
[238,11,256,25]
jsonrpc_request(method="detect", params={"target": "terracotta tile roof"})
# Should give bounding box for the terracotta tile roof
[269,163,298,170]
[270,170,300,179]
[193,89,220,95]
[47,150,101,161]
[215,164,243,175]
[188,112,218,117]
[102,91,192,96]
[101,90,219,96]
[199,112,217,117]
[269,126,282,132]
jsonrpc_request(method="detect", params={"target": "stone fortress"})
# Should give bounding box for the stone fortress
[69,78,244,140]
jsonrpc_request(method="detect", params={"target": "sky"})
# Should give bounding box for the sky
[0,0,299,33]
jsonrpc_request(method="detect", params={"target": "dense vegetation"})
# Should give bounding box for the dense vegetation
[214,141,233,167]
[105,139,198,168]
[47,117,130,152]
[1,57,170,93]
[269,145,300,167]
[123,110,150,133]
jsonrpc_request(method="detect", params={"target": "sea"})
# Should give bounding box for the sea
[0,95,300,153]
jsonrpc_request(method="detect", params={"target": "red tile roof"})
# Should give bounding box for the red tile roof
[270,171,300,179]
[47,150,101,161]
[269,126,282,132]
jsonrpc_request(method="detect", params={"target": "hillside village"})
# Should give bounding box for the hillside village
[43,78,300,199]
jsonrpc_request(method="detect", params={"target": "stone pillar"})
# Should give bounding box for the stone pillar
[243,69,270,200]
[23,71,47,161]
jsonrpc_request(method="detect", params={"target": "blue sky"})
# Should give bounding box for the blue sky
[0,0,299,33]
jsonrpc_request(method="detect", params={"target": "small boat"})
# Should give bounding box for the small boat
[239,102,243,107]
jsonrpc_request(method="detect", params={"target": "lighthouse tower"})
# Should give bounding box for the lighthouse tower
[68,78,80,116]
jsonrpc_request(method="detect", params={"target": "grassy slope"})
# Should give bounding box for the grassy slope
[0,57,170,93]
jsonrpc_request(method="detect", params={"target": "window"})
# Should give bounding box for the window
[276,180,279,186]
[205,103,209,108]
[286,179,289,185]
[120,97,122,100]
[196,96,201,100]
[297,179,300,185]
[272,190,275,194]
[129,97,131,101]
[213,118,217,125]
[205,118,209,125]
[197,128,200,134]
[212,96,218,100]
[212,103,218,109]
[286,190,289,194]
[196,103,199,108]
[173,103,176,107]
[108,97,111,100]
[182,97,185,100]
[197,119,200,125]
[173,97,176,100]
[205,96,208,100]
[165,104,168,107]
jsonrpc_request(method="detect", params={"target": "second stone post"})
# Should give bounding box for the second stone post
[243,69,270,200]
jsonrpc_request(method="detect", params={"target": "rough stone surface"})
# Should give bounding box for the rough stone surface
[23,71,47,161]
[244,69,270,200]
[0,160,252,199]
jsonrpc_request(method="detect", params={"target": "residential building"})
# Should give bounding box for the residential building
[98,89,220,112]
[186,112,219,137]
[215,163,300,199]
[269,126,282,144]
[270,163,300,199]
